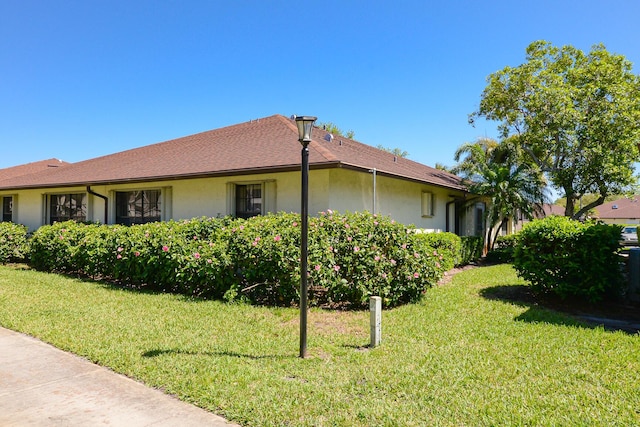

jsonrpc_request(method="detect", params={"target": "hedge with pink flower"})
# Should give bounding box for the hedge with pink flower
[0,222,28,264]
[26,212,476,307]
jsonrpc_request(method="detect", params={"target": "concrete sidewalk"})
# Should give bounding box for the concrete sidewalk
[0,327,237,426]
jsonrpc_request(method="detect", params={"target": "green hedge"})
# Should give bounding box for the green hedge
[411,231,462,271]
[27,212,472,307]
[513,216,624,302]
[485,234,519,263]
[0,222,28,264]
[459,236,482,265]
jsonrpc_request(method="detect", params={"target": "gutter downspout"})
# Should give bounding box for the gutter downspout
[86,186,108,224]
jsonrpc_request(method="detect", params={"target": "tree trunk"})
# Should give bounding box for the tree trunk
[564,187,576,218]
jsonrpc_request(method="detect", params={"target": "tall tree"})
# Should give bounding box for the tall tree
[376,145,409,158]
[452,137,548,250]
[470,41,640,219]
[317,122,355,139]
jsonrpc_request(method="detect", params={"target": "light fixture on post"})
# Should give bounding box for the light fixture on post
[295,115,316,359]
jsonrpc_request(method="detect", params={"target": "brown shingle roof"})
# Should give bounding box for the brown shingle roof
[594,196,640,220]
[0,159,69,183]
[0,115,467,192]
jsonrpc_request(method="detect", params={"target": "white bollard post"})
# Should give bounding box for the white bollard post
[370,296,382,347]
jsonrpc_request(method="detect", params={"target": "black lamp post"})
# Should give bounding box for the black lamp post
[295,115,316,358]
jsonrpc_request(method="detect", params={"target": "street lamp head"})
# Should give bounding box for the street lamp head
[295,116,317,144]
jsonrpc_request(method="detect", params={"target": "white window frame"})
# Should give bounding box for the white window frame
[421,191,434,217]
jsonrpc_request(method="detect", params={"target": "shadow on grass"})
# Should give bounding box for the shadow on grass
[142,348,293,360]
[480,285,640,335]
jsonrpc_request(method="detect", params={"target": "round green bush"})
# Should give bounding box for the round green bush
[513,216,623,302]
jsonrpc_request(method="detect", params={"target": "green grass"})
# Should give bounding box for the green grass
[1,264,639,426]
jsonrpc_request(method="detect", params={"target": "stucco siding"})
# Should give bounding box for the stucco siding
[4,168,473,235]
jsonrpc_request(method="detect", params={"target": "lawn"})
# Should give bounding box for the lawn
[0,263,638,426]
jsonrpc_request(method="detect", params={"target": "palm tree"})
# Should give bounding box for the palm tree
[452,137,548,250]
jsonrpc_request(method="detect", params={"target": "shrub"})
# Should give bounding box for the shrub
[485,234,519,263]
[513,216,623,302]
[0,222,28,264]
[26,212,460,308]
[411,232,462,271]
[459,236,482,265]
[305,211,445,307]
[29,221,88,272]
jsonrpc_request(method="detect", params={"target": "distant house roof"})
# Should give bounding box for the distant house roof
[594,196,640,220]
[538,204,565,218]
[0,115,468,192]
[0,159,69,182]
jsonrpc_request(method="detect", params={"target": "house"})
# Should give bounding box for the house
[593,196,640,225]
[0,159,69,222]
[0,114,481,235]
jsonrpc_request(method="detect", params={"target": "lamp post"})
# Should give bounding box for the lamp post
[295,115,316,358]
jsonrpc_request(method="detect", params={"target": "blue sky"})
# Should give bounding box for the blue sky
[2,0,639,177]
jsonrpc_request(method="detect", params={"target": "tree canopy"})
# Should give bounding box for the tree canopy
[376,145,409,158]
[317,122,355,139]
[452,137,547,249]
[470,40,640,219]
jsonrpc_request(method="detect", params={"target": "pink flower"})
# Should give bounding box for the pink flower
[193,236,198,240]
[274,235,281,242]
[59,236,64,240]
[354,246,360,252]
[374,255,380,262]
[347,236,352,242]
[145,232,150,238]
[390,259,397,266]
[414,252,420,258]
[413,272,420,278]
[117,247,123,252]
[328,246,333,252]
[401,244,407,249]
[327,209,333,215]
[252,241,258,247]
[162,245,169,252]
[194,252,201,259]
[345,223,350,229]
[436,262,441,268]
[381,273,387,279]
[116,254,122,259]
[333,265,340,271]
[292,222,298,227]
[315,265,321,271]
[391,220,396,224]
[134,251,140,257]
[239,225,245,231]
[207,259,213,264]
[374,221,379,226]
[433,250,438,256]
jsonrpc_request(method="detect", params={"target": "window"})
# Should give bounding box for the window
[116,190,161,225]
[421,192,434,217]
[235,184,262,219]
[2,196,12,222]
[49,193,87,224]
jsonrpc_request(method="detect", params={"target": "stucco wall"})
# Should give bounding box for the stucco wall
[2,168,472,234]
[327,168,467,231]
